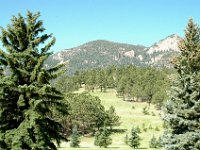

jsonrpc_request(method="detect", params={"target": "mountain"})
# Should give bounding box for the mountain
[45,40,148,73]
[45,35,182,73]
[147,34,181,54]
[147,34,182,67]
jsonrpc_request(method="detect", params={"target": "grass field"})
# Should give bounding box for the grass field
[58,88,163,150]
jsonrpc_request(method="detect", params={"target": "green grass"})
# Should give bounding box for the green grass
[58,88,163,150]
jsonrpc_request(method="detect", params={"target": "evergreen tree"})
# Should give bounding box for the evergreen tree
[0,11,68,149]
[149,135,162,148]
[129,127,141,149]
[70,125,80,148]
[163,19,200,149]
[94,126,112,148]
[149,135,158,148]
[105,106,120,130]
[66,93,106,134]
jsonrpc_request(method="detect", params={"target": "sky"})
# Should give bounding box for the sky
[0,0,200,52]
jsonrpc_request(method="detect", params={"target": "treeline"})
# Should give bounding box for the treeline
[54,65,174,109]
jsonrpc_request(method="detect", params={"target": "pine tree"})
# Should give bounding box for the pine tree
[70,125,80,148]
[105,106,120,130]
[0,11,68,149]
[149,135,158,148]
[163,19,200,149]
[129,127,141,149]
[94,126,112,148]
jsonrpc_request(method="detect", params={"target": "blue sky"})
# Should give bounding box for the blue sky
[0,0,200,52]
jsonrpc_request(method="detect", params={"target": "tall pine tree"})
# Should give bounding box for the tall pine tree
[0,11,68,149]
[163,19,200,149]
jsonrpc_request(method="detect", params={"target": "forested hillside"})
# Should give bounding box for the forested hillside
[45,35,181,74]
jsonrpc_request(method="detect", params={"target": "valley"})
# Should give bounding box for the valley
[58,89,163,150]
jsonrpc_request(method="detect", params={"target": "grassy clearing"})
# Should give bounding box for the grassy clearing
[58,88,163,150]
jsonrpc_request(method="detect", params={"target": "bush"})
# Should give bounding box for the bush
[155,126,160,131]
[149,124,153,130]
[143,128,147,132]
[151,111,156,116]
[142,123,147,132]
[135,126,141,133]
[124,134,129,145]
[142,106,149,115]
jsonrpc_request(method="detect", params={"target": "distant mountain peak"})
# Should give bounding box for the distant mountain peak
[45,35,182,73]
[147,34,182,54]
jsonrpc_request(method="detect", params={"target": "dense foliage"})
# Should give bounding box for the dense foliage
[55,65,172,109]
[0,12,68,149]
[163,19,200,149]
[61,93,120,136]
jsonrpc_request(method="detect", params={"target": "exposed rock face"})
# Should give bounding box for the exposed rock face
[124,50,135,58]
[147,34,181,54]
[146,34,182,67]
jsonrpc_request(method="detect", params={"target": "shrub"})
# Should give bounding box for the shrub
[142,106,149,115]
[135,126,141,133]
[149,124,153,130]
[124,134,129,145]
[151,111,156,116]
[155,126,160,131]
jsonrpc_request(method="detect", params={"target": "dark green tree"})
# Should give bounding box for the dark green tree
[53,74,79,93]
[104,106,120,130]
[66,93,106,134]
[70,125,80,148]
[129,127,141,149]
[97,69,107,92]
[163,19,200,149]
[94,126,112,148]
[0,11,68,149]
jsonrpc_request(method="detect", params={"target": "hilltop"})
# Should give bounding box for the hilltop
[45,34,182,73]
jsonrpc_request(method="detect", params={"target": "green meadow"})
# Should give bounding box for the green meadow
[58,89,163,150]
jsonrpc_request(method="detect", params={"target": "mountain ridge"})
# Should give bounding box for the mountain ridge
[46,34,182,73]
